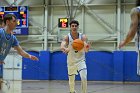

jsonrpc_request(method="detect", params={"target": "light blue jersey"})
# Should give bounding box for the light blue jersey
[0,28,19,61]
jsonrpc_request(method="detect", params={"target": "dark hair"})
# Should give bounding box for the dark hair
[69,20,79,26]
[3,14,17,24]
[136,0,140,6]
[0,18,3,25]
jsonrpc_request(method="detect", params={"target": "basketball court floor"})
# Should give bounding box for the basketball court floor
[0,80,140,93]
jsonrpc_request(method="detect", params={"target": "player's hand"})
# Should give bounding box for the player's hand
[84,44,90,52]
[29,55,39,61]
[0,61,5,64]
[119,41,125,49]
[61,48,69,54]
[86,44,90,49]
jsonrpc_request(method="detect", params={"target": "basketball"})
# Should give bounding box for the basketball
[72,39,84,51]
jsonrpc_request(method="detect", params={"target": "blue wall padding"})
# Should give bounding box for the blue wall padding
[113,51,124,81]
[86,51,113,81]
[50,51,68,80]
[39,51,50,80]
[22,51,40,80]
[124,51,140,81]
[22,51,140,82]
[0,65,2,78]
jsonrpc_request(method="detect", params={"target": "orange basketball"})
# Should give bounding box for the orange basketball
[72,39,84,51]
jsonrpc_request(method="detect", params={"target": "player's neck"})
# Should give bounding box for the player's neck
[71,31,78,35]
[71,31,79,39]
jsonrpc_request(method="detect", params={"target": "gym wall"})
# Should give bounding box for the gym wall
[22,51,140,82]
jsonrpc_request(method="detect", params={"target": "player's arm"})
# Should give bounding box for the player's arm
[14,45,38,61]
[82,34,89,52]
[12,36,38,61]
[0,61,5,64]
[60,35,69,53]
[119,8,139,48]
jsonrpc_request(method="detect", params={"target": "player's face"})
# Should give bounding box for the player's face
[9,16,17,30]
[70,23,78,32]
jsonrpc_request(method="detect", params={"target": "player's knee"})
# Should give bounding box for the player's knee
[80,71,87,81]
[69,75,75,83]
[81,75,87,81]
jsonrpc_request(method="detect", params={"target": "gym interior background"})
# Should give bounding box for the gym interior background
[0,0,140,82]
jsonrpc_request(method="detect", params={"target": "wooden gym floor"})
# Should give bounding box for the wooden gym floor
[0,80,140,93]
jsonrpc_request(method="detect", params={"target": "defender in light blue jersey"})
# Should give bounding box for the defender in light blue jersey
[119,0,140,75]
[0,17,5,65]
[0,28,19,61]
[0,12,39,90]
[0,13,39,90]
[0,16,4,89]
[0,14,38,64]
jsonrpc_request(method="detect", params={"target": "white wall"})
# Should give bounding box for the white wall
[0,0,136,51]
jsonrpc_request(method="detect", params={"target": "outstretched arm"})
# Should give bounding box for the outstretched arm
[14,45,39,61]
[119,8,139,48]
[82,34,89,52]
[0,61,5,64]
[61,36,69,54]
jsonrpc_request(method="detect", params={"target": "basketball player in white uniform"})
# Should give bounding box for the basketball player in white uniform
[61,20,89,93]
[119,0,140,75]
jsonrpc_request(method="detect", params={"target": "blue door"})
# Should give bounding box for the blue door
[22,51,39,80]
[0,65,2,78]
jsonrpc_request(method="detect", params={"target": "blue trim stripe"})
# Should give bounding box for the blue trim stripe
[78,68,87,73]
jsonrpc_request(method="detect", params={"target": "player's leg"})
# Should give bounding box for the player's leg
[68,65,78,93]
[78,61,87,93]
[69,75,76,93]
[79,69,87,93]
[0,79,1,89]
[0,65,2,90]
[137,50,140,75]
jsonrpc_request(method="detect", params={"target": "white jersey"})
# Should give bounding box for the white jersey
[135,6,140,50]
[135,6,140,75]
[67,33,85,66]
